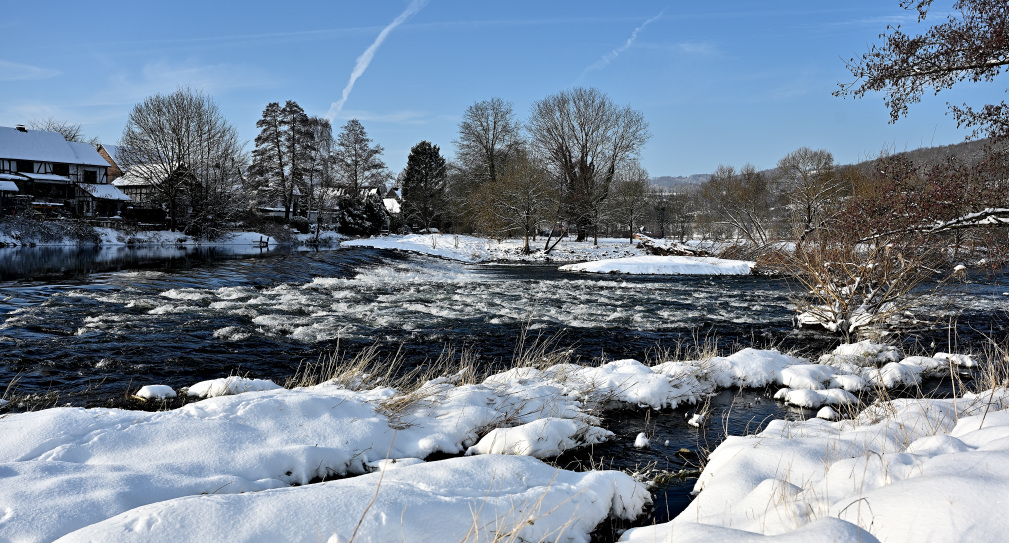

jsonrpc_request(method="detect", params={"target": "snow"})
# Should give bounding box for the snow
[343,233,647,263]
[466,418,613,458]
[1,341,995,542]
[621,388,1009,543]
[185,376,283,397]
[817,340,902,367]
[634,432,650,448]
[59,455,649,543]
[559,254,754,275]
[0,365,652,542]
[134,385,176,400]
[687,412,708,427]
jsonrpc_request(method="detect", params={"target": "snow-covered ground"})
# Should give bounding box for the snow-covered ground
[1,341,994,542]
[343,233,647,263]
[559,254,754,275]
[344,234,755,273]
[95,228,341,247]
[622,388,1009,542]
[0,225,340,247]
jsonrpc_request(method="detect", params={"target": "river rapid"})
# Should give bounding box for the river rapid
[2,245,1007,528]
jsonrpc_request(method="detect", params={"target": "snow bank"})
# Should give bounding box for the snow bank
[343,233,646,263]
[59,455,649,543]
[621,389,1009,543]
[0,370,627,542]
[1,342,982,542]
[465,417,612,458]
[559,254,754,275]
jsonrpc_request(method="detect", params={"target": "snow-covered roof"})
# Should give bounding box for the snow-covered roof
[0,173,26,181]
[383,198,401,214]
[0,180,19,192]
[112,164,170,187]
[66,141,110,167]
[78,183,131,201]
[21,172,71,183]
[0,126,108,167]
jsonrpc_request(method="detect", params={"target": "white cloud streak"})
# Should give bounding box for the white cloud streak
[0,60,60,81]
[327,0,428,121]
[577,11,663,82]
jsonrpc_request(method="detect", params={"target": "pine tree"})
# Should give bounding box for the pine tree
[401,141,447,232]
[333,119,389,196]
[251,101,317,220]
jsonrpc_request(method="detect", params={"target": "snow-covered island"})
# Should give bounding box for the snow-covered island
[343,233,755,274]
[342,233,648,263]
[559,254,754,275]
[2,341,1005,542]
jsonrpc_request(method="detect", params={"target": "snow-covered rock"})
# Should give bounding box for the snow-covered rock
[465,418,612,458]
[134,385,176,400]
[186,376,283,397]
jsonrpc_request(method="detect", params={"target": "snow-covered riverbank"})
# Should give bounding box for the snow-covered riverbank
[0,222,341,248]
[1,341,997,542]
[343,234,755,275]
[622,387,1009,542]
[342,233,648,263]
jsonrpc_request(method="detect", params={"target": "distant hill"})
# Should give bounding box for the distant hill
[652,139,995,188]
[848,138,994,172]
[650,174,709,189]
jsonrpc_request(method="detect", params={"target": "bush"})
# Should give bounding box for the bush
[289,216,310,234]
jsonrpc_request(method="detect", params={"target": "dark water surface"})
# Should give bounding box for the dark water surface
[1,245,1007,530]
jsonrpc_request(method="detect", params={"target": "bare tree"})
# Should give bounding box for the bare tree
[605,161,652,243]
[455,98,522,185]
[700,164,773,246]
[776,147,843,242]
[118,87,246,235]
[836,0,1009,142]
[528,88,650,243]
[28,117,99,145]
[305,117,335,238]
[475,149,556,253]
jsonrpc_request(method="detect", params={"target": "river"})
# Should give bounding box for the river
[1,245,1007,529]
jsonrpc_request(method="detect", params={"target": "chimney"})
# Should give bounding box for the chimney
[15,125,27,133]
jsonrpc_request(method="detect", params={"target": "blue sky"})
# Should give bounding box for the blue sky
[0,1,997,177]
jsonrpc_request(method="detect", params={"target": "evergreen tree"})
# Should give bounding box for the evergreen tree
[251,101,316,220]
[336,192,387,236]
[401,141,447,232]
[333,119,389,196]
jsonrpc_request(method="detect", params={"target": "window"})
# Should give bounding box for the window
[82,170,97,184]
[16,161,33,173]
[52,163,69,176]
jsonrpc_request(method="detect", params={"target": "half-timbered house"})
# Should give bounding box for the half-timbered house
[0,125,130,218]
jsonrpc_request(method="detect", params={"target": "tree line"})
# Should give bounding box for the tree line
[107,86,654,247]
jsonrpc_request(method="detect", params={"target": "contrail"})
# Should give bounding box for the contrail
[577,11,663,82]
[327,0,428,121]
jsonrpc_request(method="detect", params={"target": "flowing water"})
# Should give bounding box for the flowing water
[2,245,1007,528]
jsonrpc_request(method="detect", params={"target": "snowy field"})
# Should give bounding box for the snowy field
[1,341,1002,541]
